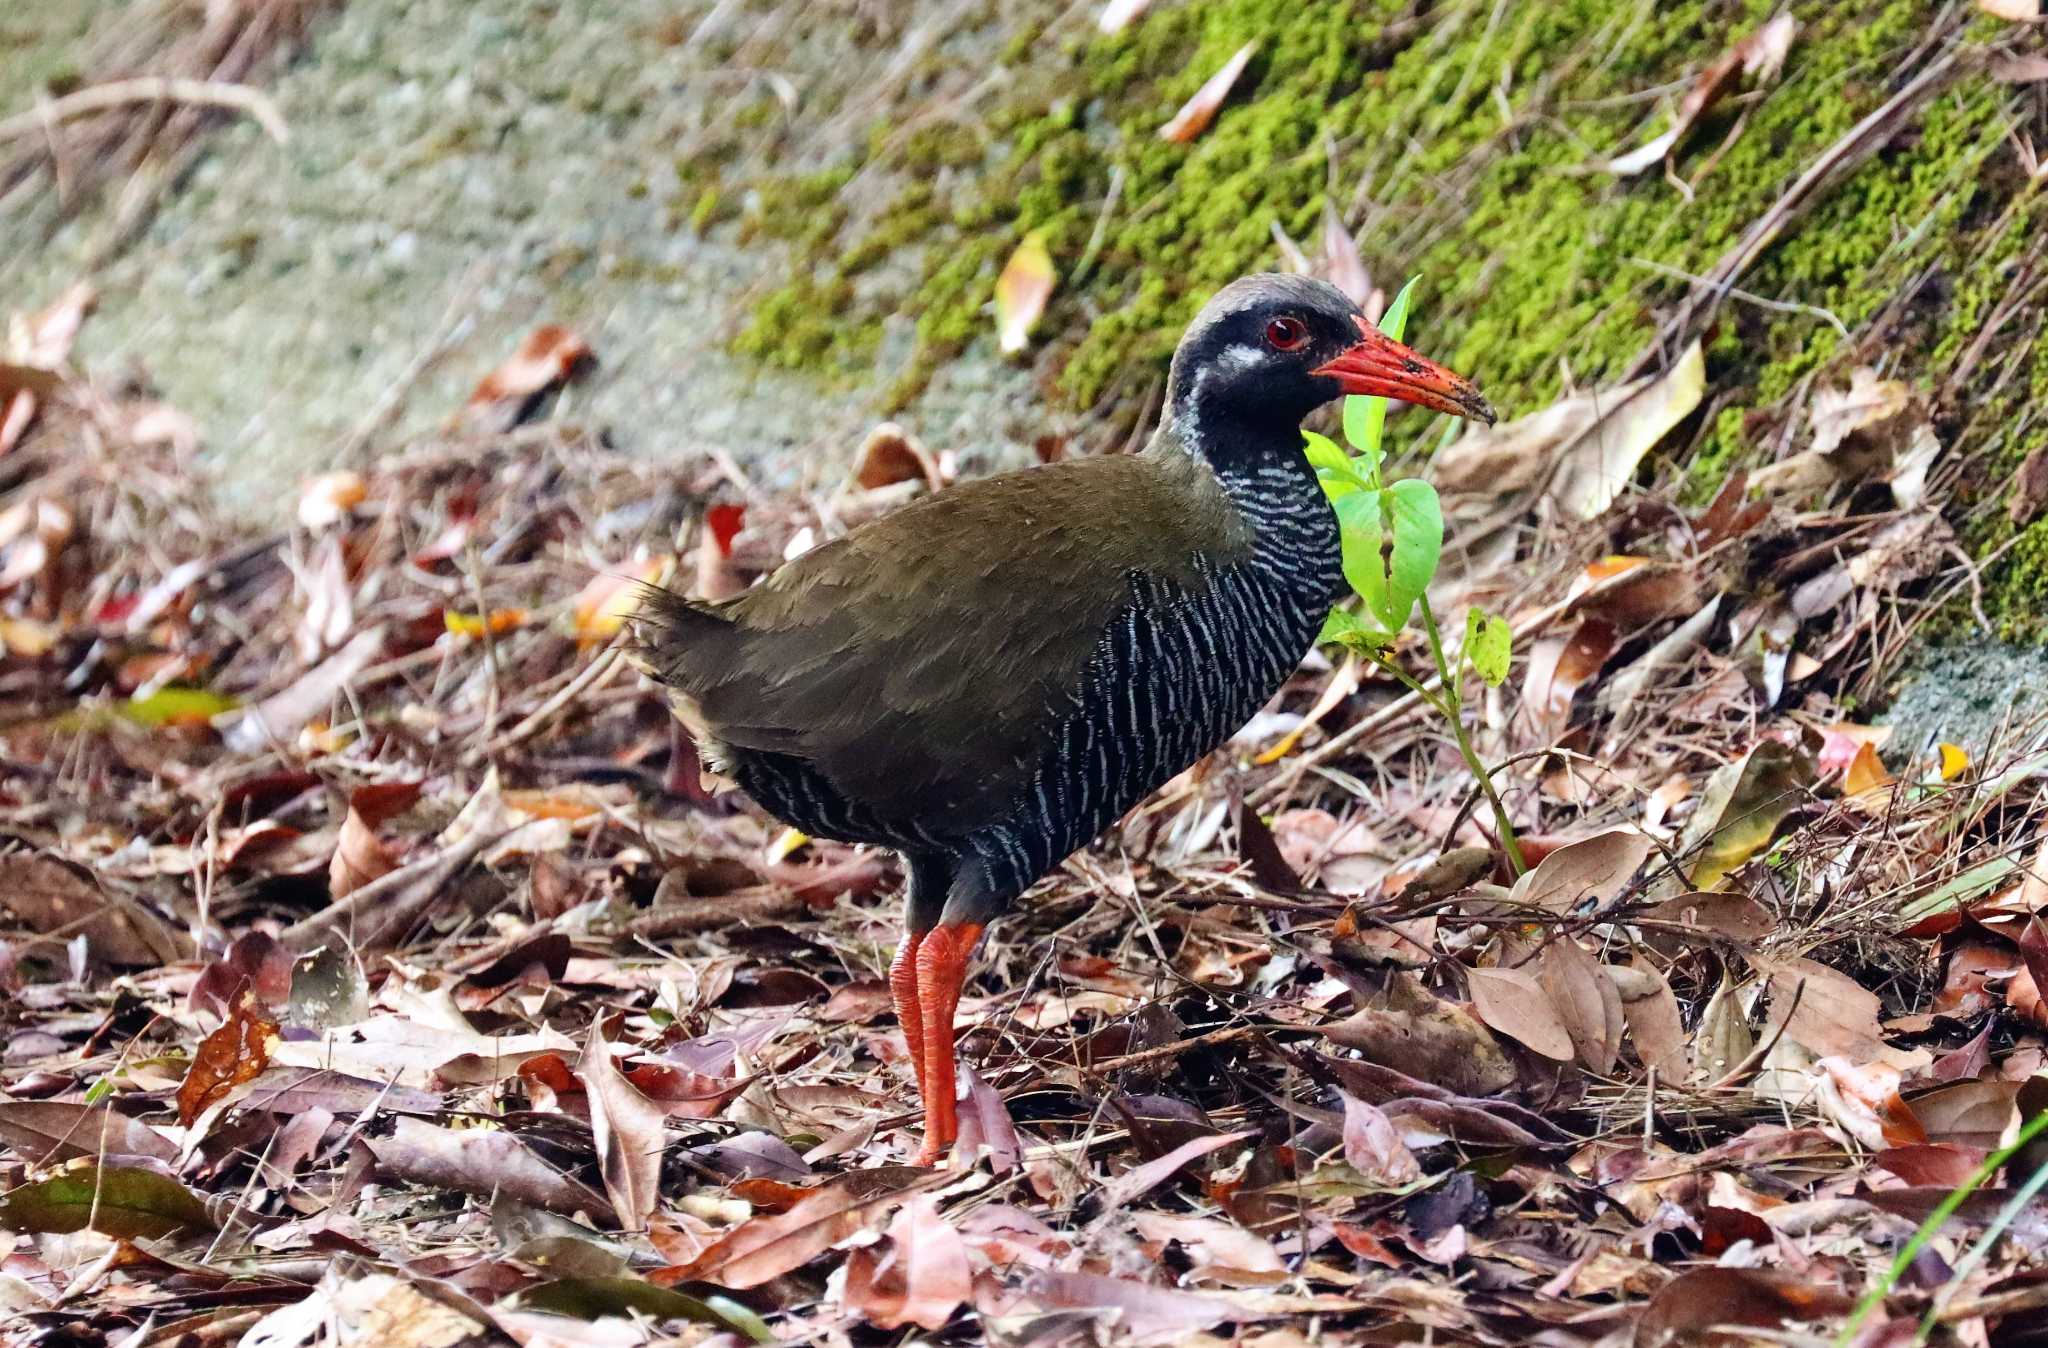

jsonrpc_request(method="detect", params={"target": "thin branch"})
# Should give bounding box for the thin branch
[0,77,290,146]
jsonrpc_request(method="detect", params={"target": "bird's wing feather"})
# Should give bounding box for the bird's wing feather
[636,451,1251,836]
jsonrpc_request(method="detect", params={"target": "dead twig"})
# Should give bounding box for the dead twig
[0,77,290,147]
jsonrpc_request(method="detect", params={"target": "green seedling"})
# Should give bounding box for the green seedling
[1309,279,1525,875]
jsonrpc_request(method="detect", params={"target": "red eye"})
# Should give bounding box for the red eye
[1265,316,1309,351]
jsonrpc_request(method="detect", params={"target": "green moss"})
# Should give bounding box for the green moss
[686,186,723,233]
[738,0,2039,616]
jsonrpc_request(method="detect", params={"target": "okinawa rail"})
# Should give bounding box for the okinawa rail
[634,274,1495,1164]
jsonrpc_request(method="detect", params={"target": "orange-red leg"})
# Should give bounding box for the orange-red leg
[888,928,928,1093]
[911,921,984,1166]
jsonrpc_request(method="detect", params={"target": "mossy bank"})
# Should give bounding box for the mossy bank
[716,0,2047,630]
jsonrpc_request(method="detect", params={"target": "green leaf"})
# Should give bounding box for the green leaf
[1304,430,1367,498]
[1332,490,1394,629]
[1318,607,1365,645]
[120,686,239,728]
[1379,276,1418,344]
[1317,607,1391,651]
[518,1278,774,1343]
[1384,478,1443,629]
[0,1164,215,1240]
[1341,393,1376,462]
[1302,430,1351,476]
[1465,608,1512,686]
[1344,277,1420,464]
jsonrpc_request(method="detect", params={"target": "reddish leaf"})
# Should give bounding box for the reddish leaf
[1876,1144,1986,1188]
[842,1194,972,1331]
[177,995,280,1126]
[190,931,294,1019]
[853,422,942,492]
[1101,1130,1256,1209]
[661,1172,921,1290]
[463,324,593,432]
[1636,1267,1851,1344]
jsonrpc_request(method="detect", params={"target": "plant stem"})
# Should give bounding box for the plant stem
[1418,599,1526,876]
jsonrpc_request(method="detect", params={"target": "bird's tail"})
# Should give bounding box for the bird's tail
[624,582,734,689]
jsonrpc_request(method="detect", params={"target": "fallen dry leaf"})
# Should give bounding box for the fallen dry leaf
[663,1171,923,1289]
[1601,14,1796,176]
[1158,40,1258,143]
[842,1194,973,1330]
[1102,1131,1256,1209]
[0,853,187,966]
[219,625,387,754]
[1338,1095,1421,1185]
[0,1101,181,1167]
[1133,1212,1284,1286]
[1466,966,1573,1061]
[1680,740,1814,890]
[996,231,1057,355]
[575,556,673,645]
[1319,973,1516,1095]
[328,780,421,900]
[462,324,593,433]
[367,1116,616,1223]
[1616,958,1687,1078]
[1520,616,1618,742]
[8,282,96,367]
[177,994,280,1126]
[1977,0,2040,18]
[1318,200,1379,315]
[1509,828,1653,913]
[1635,1267,1851,1346]
[580,1025,668,1229]
[853,421,942,491]
[1098,0,1153,33]
[1759,956,1890,1062]
[1812,1056,1926,1150]
[1436,341,1704,520]
[1539,938,1624,1074]
[296,471,366,532]
[1753,365,1933,503]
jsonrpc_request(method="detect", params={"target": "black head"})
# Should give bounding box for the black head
[1165,274,1494,449]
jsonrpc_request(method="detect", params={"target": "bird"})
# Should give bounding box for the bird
[632,274,1494,1164]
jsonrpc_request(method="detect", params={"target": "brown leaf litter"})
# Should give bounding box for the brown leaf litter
[3,242,2048,1347]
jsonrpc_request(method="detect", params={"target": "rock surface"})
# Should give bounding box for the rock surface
[1,0,1050,515]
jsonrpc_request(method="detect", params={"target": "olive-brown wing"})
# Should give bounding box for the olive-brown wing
[640,452,1246,838]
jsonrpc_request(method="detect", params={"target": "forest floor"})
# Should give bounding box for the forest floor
[7,3,2048,1347]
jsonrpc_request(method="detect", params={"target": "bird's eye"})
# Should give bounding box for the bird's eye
[1265,316,1309,351]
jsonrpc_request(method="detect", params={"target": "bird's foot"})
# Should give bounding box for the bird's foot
[912,1136,953,1168]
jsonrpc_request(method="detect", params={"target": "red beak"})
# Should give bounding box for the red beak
[1311,315,1496,424]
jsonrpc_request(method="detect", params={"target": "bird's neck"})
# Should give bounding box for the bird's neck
[1151,406,1343,597]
